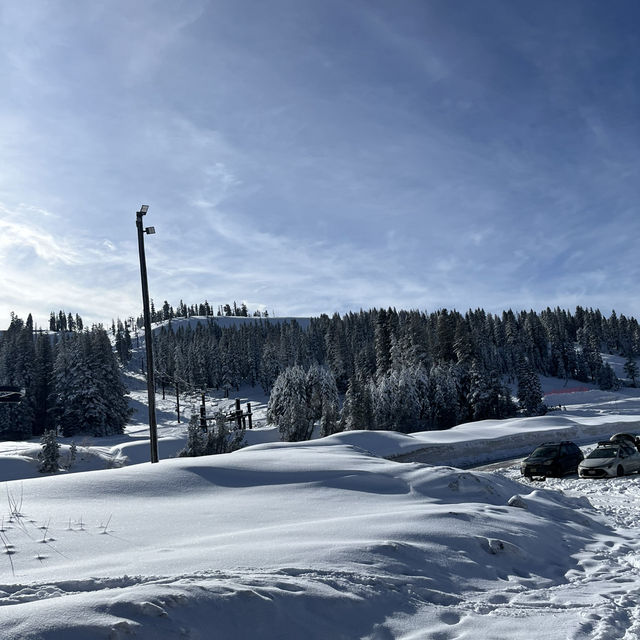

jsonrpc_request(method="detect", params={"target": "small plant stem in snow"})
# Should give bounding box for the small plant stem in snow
[0,531,15,576]
[100,514,113,535]
[40,518,51,543]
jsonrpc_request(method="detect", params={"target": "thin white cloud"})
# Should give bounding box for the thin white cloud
[0,207,79,265]
[0,202,145,325]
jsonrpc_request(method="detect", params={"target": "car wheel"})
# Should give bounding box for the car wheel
[617,465,624,477]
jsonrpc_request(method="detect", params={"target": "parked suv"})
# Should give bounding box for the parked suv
[520,441,584,479]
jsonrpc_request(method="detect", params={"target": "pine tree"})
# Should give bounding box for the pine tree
[38,429,60,473]
[435,309,456,363]
[0,315,36,438]
[340,373,375,431]
[597,363,620,391]
[368,367,424,433]
[259,341,280,392]
[493,373,518,419]
[179,413,208,457]
[53,337,98,436]
[428,365,459,428]
[52,329,130,437]
[374,309,392,376]
[578,325,603,381]
[517,361,546,416]
[393,367,421,432]
[467,363,496,421]
[340,377,362,431]
[326,313,351,391]
[624,357,639,387]
[453,320,474,365]
[65,441,78,470]
[305,365,339,437]
[267,366,312,441]
[32,333,55,436]
[88,328,131,434]
[115,320,132,365]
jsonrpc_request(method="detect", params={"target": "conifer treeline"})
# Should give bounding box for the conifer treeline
[49,310,84,332]
[152,307,638,390]
[135,299,269,327]
[0,314,130,439]
[151,306,638,432]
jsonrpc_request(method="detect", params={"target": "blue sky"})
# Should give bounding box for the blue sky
[1,0,639,328]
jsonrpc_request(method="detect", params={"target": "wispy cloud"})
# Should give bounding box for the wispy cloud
[0,205,78,265]
[0,202,143,324]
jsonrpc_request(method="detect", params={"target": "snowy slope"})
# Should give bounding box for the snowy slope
[142,314,311,335]
[1,392,640,637]
[3,369,640,637]
[0,437,631,640]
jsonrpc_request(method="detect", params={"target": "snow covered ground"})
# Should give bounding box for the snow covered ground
[3,370,640,637]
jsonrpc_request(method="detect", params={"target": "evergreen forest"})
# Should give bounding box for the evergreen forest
[0,314,130,440]
[1,305,637,443]
[146,306,638,438]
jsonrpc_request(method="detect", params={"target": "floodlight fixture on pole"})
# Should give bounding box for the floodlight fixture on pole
[136,205,159,463]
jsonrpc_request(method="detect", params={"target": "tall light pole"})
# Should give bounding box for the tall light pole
[136,205,159,463]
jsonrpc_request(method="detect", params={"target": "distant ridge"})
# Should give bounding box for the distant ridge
[149,315,312,332]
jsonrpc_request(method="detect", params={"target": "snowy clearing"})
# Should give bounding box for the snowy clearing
[3,372,640,637]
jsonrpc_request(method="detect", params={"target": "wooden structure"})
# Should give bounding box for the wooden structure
[198,395,253,431]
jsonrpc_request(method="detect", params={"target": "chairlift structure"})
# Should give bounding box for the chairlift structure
[0,386,23,403]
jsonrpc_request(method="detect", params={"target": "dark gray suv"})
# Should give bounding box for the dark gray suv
[520,441,584,479]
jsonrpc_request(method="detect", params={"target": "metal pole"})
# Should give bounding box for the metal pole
[136,206,159,463]
[235,398,242,429]
[176,380,180,423]
[200,393,207,431]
